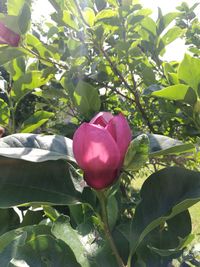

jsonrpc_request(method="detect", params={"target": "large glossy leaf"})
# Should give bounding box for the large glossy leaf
[178,54,200,92]
[0,224,51,253]
[135,211,193,266]
[52,215,91,267]
[0,225,80,267]
[148,134,195,156]
[130,167,200,255]
[0,157,81,207]
[0,133,74,162]
[0,208,20,236]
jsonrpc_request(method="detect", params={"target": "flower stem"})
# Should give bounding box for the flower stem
[96,190,126,267]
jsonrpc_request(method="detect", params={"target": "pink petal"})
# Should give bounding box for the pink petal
[106,113,132,163]
[90,112,113,127]
[84,169,119,189]
[73,123,120,172]
[0,22,20,47]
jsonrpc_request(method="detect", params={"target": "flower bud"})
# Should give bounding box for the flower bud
[73,112,132,189]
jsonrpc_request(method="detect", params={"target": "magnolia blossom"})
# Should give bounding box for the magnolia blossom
[0,22,20,47]
[73,112,132,189]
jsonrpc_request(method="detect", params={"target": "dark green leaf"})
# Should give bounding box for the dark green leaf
[52,215,91,267]
[130,167,200,254]
[0,208,20,235]
[0,224,51,253]
[0,157,81,207]
[0,233,80,267]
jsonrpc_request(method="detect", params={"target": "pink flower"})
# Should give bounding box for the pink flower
[73,112,132,189]
[0,22,20,47]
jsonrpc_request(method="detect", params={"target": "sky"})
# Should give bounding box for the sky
[32,0,200,61]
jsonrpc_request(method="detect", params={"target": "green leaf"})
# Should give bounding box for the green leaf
[20,209,44,227]
[144,210,192,256]
[0,99,10,127]
[18,2,31,34]
[52,215,91,267]
[5,56,26,81]
[178,54,200,92]
[95,0,106,11]
[148,134,195,156]
[0,224,51,253]
[0,233,81,267]
[0,133,74,162]
[158,26,185,55]
[0,157,81,207]
[62,10,79,30]
[157,11,180,35]
[20,111,54,133]
[48,0,66,12]
[95,9,118,22]
[26,34,57,60]
[151,84,190,101]
[0,47,25,66]
[162,27,184,46]
[12,70,53,102]
[83,8,95,27]
[0,208,20,236]
[74,81,101,118]
[107,195,118,230]
[130,167,200,254]
[123,134,149,172]
[141,17,157,36]
[140,65,156,85]
[51,10,79,30]
[7,0,26,16]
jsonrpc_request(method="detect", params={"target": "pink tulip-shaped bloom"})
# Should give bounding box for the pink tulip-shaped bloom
[0,22,20,47]
[73,112,132,189]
